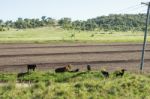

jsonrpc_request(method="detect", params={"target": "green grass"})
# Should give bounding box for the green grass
[0,27,150,43]
[1,71,150,98]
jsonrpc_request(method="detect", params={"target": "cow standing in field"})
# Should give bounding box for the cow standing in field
[87,64,91,71]
[114,69,127,77]
[27,64,37,72]
[101,70,109,78]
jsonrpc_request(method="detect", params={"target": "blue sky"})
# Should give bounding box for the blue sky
[0,0,150,21]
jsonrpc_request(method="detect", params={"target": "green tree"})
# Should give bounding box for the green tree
[46,17,56,26]
[58,18,72,29]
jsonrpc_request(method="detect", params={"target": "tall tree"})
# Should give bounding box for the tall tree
[58,18,72,29]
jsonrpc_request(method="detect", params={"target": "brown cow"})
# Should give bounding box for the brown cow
[55,65,72,73]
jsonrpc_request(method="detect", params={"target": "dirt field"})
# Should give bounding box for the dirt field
[0,43,150,72]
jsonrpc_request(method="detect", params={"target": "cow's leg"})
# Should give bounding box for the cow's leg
[27,68,29,72]
[33,68,35,71]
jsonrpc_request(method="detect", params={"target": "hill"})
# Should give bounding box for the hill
[0,14,147,31]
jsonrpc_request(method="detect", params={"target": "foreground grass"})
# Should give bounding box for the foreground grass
[0,71,150,99]
[0,27,150,43]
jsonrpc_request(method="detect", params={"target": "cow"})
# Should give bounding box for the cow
[115,69,127,77]
[55,65,72,73]
[70,69,79,73]
[27,64,37,72]
[101,70,109,78]
[17,72,29,82]
[87,64,91,71]
[17,72,28,78]
[17,72,29,78]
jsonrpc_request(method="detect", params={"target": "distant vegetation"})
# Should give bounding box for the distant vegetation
[0,14,147,32]
[0,14,150,43]
[0,71,150,98]
[0,27,149,43]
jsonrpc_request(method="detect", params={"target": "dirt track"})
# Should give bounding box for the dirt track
[0,43,150,72]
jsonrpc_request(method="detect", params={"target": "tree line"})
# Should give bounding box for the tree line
[0,14,147,32]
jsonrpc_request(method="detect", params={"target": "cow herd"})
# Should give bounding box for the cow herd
[101,68,127,78]
[17,64,127,78]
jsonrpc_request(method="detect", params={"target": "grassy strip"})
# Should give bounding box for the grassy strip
[0,27,150,43]
[0,71,150,98]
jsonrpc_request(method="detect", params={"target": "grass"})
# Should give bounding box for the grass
[0,27,150,43]
[1,71,150,98]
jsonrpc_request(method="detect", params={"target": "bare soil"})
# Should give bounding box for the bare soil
[0,43,149,72]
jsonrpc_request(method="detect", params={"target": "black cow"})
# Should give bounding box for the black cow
[17,72,29,78]
[115,69,127,77]
[17,72,29,82]
[70,69,79,73]
[27,64,36,72]
[87,65,91,71]
[101,70,109,78]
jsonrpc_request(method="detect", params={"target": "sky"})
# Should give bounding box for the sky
[0,0,150,21]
